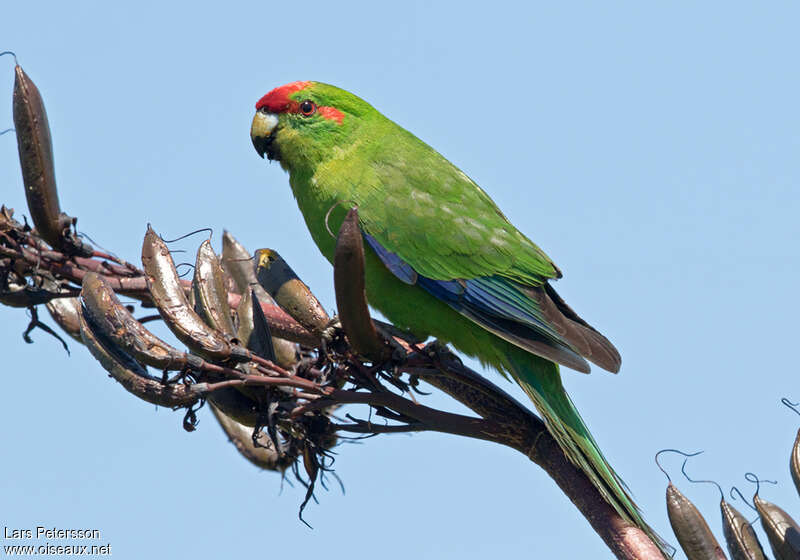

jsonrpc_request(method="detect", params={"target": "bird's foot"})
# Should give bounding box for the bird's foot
[372,319,421,345]
[421,339,460,366]
[319,316,343,355]
[374,323,408,364]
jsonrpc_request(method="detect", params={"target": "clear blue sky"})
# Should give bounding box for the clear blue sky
[2,2,799,558]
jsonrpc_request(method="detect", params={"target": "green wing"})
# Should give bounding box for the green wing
[354,125,560,284]
[340,127,620,373]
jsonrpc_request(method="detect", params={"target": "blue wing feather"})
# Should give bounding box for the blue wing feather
[363,231,590,371]
[364,233,418,284]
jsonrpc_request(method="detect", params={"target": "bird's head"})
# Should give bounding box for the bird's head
[250,81,374,171]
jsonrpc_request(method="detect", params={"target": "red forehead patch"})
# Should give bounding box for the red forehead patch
[255,81,345,125]
[255,81,312,112]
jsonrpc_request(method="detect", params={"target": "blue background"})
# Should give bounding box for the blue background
[2,2,799,558]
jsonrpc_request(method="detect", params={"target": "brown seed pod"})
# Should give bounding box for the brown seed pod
[0,279,62,307]
[235,288,255,345]
[12,64,89,255]
[80,272,190,370]
[78,308,197,408]
[201,380,262,427]
[141,226,246,363]
[236,288,276,362]
[780,400,800,499]
[680,459,763,560]
[81,274,301,424]
[193,244,281,409]
[255,248,329,335]
[193,239,236,337]
[754,494,800,560]
[791,428,800,500]
[272,337,302,370]
[222,231,270,301]
[666,483,727,560]
[720,499,766,560]
[226,291,319,347]
[223,232,300,368]
[45,297,83,343]
[332,208,390,362]
[209,403,289,471]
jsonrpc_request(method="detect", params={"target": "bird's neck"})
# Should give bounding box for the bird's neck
[288,168,351,264]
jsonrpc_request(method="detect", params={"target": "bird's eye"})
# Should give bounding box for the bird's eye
[258,106,270,114]
[299,100,316,116]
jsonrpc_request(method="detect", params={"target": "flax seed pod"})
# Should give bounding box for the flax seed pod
[666,483,727,560]
[78,309,197,408]
[255,248,329,335]
[753,493,800,560]
[332,208,390,362]
[222,231,300,368]
[141,226,246,363]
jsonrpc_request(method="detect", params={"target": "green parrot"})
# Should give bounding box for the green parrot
[251,81,662,548]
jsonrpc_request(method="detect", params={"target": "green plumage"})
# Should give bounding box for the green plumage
[252,81,664,551]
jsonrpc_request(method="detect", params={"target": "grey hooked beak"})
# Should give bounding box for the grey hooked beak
[250,110,279,158]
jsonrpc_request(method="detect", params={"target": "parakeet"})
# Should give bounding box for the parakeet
[251,81,662,547]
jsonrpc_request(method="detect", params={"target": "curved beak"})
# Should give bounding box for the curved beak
[250,111,279,158]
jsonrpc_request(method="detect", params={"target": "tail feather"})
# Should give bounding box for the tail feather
[506,351,668,554]
[534,283,622,373]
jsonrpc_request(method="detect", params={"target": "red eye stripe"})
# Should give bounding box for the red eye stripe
[285,102,344,124]
[318,106,344,124]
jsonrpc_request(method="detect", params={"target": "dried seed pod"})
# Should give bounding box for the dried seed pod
[791,428,800,499]
[226,291,319,347]
[223,232,301,368]
[78,309,197,408]
[333,208,390,362]
[754,494,800,560]
[273,340,301,370]
[203,381,262,427]
[12,64,65,247]
[0,279,60,307]
[236,288,255,343]
[236,288,277,362]
[209,403,288,471]
[193,245,279,408]
[141,226,246,363]
[666,483,727,560]
[721,499,766,560]
[80,272,190,370]
[193,240,236,336]
[782,400,800,499]
[255,248,329,334]
[45,296,83,343]
[12,64,89,255]
[680,460,762,560]
[222,231,270,301]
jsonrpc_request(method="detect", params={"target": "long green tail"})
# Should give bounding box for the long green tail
[505,350,668,554]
